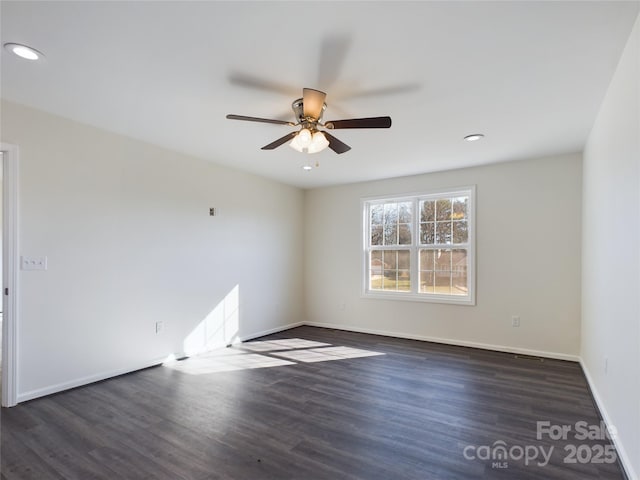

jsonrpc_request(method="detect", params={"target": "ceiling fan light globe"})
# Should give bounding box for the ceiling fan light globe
[289,135,305,152]
[308,131,330,154]
[297,128,312,148]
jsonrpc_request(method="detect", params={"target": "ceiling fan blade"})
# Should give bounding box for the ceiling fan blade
[226,114,294,126]
[261,132,298,150]
[303,88,327,120]
[228,72,298,96]
[325,117,392,129]
[317,34,352,91]
[337,83,421,100]
[323,132,351,154]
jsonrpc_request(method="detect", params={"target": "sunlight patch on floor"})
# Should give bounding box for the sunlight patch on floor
[271,346,385,363]
[238,338,330,352]
[164,349,295,375]
[163,338,385,375]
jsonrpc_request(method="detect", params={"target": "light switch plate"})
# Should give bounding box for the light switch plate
[21,256,48,270]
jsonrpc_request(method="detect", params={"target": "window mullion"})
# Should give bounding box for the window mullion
[413,198,419,294]
[365,204,370,291]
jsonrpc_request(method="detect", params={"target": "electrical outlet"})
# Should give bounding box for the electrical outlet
[511,315,520,327]
[21,256,48,270]
[155,321,164,334]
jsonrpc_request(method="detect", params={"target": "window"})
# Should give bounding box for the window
[363,187,475,305]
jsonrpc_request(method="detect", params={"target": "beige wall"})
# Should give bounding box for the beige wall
[582,14,640,479]
[305,153,582,359]
[1,100,305,401]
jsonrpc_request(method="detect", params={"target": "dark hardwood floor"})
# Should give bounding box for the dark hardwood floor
[1,326,626,479]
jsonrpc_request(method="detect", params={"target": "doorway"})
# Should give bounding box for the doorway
[1,143,19,407]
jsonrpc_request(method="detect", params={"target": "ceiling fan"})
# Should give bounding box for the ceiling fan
[226,88,392,154]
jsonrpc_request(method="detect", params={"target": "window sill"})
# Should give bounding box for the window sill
[362,290,475,306]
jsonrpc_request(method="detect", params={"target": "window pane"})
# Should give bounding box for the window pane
[420,200,434,222]
[452,220,468,244]
[383,250,397,270]
[384,223,397,245]
[371,225,383,245]
[419,249,435,271]
[369,250,412,291]
[398,224,412,245]
[398,202,412,223]
[434,271,451,294]
[398,250,410,269]
[384,203,398,225]
[420,271,435,293]
[370,251,383,289]
[383,270,397,290]
[435,249,452,270]
[382,270,411,292]
[452,249,468,295]
[370,204,384,225]
[371,250,383,272]
[420,222,434,244]
[452,197,468,220]
[397,270,411,291]
[436,221,452,244]
[419,249,438,294]
[436,199,452,220]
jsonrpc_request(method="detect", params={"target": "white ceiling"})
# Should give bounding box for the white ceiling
[1,1,638,189]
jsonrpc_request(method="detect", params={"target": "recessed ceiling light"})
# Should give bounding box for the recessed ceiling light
[4,43,43,61]
[302,165,313,172]
[464,134,484,142]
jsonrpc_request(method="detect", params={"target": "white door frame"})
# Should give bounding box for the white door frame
[2,143,19,407]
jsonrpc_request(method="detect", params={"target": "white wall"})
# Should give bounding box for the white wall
[0,158,3,300]
[582,14,640,480]
[305,153,582,359]
[0,100,305,401]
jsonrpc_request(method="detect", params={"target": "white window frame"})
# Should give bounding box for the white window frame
[362,186,476,306]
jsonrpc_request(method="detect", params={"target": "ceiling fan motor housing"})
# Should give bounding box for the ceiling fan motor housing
[292,98,326,124]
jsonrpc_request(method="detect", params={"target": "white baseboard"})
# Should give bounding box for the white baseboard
[580,359,637,480]
[17,355,169,403]
[303,321,581,362]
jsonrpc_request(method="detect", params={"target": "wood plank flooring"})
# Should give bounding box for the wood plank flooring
[1,326,627,479]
